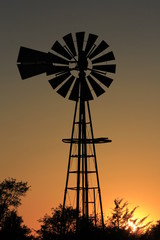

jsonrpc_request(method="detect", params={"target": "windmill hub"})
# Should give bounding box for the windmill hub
[70,56,92,78]
[78,51,88,71]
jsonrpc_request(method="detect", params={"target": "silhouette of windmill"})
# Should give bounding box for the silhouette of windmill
[17,32,116,231]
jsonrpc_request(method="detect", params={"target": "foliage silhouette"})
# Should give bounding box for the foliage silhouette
[0,178,33,239]
[0,178,30,220]
[106,198,151,235]
[37,204,77,240]
[37,209,160,240]
[0,210,33,240]
[144,220,160,240]
[38,204,107,240]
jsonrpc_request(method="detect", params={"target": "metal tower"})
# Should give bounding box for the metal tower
[62,98,112,230]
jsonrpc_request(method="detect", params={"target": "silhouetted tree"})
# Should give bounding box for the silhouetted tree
[0,178,33,239]
[0,178,30,221]
[106,198,137,229]
[37,204,77,240]
[37,199,154,240]
[105,198,151,239]
[145,220,160,240]
[0,210,33,240]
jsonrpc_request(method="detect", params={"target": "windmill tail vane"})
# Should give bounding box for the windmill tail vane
[17,32,116,232]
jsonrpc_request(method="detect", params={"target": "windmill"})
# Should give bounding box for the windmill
[17,32,116,231]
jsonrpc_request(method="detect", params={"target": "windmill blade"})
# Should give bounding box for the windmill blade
[92,51,115,64]
[93,64,116,73]
[69,78,79,101]
[48,52,69,65]
[63,33,77,56]
[17,63,53,80]
[88,41,109,59]
[76,32,85,53]
[51,41,72,60]
[17,47,50,63]
[57,75,75,98]
[87,75,105,97]
[46,65,69,75]
[85,33,98,56]
[81,77,93,101]
[91,71,113,88]
[48,72,71,89]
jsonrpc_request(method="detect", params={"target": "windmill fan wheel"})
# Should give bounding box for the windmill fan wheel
[17,32,116,101]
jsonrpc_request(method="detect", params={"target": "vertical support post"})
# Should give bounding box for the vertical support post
[93,188,97,227]
[87,101,104,229]
[76,98,82,233]
[62,101,78,233]
[82,141,85,217]
[82,101,89,221]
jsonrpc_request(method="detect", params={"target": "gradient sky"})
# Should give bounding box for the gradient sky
[0,0,160,230]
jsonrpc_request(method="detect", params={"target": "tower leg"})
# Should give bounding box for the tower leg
[62,101,78,234]
[87,101,104,229]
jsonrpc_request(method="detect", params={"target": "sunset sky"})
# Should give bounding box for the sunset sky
[0,0,160,230]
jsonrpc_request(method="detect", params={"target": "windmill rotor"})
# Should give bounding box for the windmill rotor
[17,32,116,101]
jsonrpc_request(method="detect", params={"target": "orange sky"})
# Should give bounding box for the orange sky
[0,1,160,231]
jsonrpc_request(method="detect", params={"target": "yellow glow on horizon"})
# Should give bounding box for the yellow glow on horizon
[126,220,137,232]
